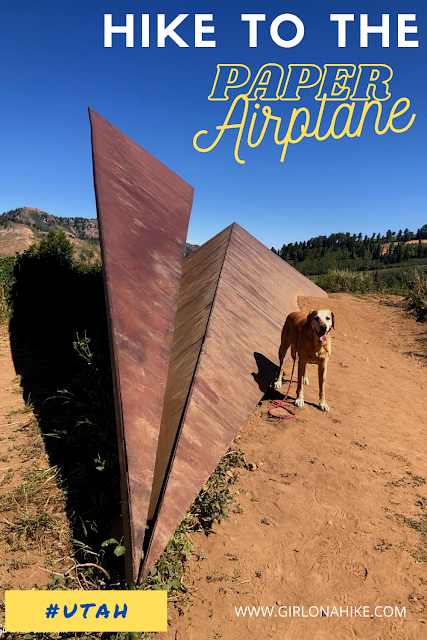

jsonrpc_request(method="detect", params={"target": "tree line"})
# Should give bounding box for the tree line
[272,225,427,276]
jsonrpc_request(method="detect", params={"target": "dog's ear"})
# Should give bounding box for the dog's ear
[331,311,335,329]
[306,310,315,330]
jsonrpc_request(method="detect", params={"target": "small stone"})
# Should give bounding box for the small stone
[246,463,257,472]
[335,433,339,437]
[258,461,264,467]
[327,520,333,526]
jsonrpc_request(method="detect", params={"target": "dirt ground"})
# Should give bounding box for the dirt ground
[1,293,426,639]
[0,325,71,623]
[165,293,427,640]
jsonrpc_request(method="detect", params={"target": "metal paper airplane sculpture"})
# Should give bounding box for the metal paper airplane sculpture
[89,110,326,583]
[140,223,326,580]
[89,109,193,583]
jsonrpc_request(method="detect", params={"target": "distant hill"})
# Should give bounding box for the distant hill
[185,243,199,255]
[0,207,199,262]
[0,207,100,262]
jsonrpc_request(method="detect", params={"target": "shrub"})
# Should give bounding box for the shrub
[312,266,427,298]
[0,255,17,320]
[406,268,427,322]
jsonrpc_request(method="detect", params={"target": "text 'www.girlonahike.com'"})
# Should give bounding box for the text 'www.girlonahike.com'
[234,605,406,618]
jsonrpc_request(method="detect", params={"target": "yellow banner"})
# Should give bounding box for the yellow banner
[5,590,167,632]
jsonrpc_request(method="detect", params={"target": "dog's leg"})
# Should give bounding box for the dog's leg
[304,370,309,386]
[318,359,330,412]
[294,358,306,407]
[274,341,290,389]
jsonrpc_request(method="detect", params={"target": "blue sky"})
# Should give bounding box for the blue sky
[0,0,425,248]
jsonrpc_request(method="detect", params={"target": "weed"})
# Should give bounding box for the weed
[12,386,24,395]
[373,539,392,552]
[4,510,56,542]
[9,558,32,570]
[387,452,410,465]
[206,571,229,583]
[142,446,245,596]
[0,469,13,486]
[387,472,425,488]
[408,472,426,487]
[352,441,367,449]
[400,514,427,537]
[0,466,59,511]
[190,449,244,533]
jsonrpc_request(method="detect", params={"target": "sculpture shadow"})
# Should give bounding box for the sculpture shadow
[8,253,121,562]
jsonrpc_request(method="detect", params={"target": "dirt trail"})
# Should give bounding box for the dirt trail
[0,325,70,621]
[166,293,427,640]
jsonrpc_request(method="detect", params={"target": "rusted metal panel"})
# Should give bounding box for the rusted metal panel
[140,223,326,580]
[89,108,193,583]
[146,226,232,522]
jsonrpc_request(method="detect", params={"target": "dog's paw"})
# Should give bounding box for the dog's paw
[274,379,283,389]
[303,377,310,386]
[294,397,304,408]
[319,401,330,412]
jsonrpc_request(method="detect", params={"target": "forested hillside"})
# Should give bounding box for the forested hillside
[273,225,427,276]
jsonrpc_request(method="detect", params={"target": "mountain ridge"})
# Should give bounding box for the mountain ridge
[0,207,100,261]
[0,207,199,260]
[0,207,99,241]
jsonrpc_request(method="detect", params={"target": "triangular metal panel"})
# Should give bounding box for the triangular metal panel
[89,109,193,583]
[146,226,233,526]
[140,223,326,580]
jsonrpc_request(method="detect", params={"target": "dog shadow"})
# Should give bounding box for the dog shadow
[252,352,291,401]
[252,352,320,409]
[252,352,278,394]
